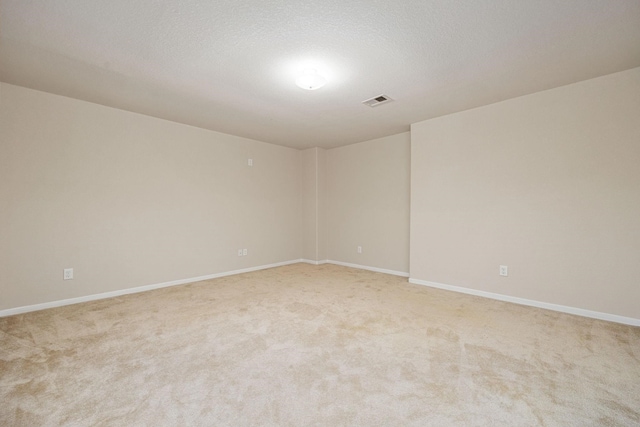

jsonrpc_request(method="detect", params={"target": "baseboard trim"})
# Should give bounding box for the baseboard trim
[300,259,328,265]
[327,260,409,277]
[408,278,640,327]
[11,263,631,325]
[0,259,302,318]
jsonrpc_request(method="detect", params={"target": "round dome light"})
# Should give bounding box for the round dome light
[295,69,326,90]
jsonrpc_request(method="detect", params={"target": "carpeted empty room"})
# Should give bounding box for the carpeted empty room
[3,1,640,426]
[1,264,639,426]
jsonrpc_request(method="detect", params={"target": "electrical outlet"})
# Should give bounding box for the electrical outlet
[248,158,253,167]
[238,249,243,256]
[63,268,74,280]
[242,248,248,256]
[499,265,508,277]
[357,246,362,254]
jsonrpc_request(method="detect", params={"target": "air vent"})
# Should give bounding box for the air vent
[362,94,394,107]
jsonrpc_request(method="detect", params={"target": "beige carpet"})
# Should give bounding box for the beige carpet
[1,263,639,426]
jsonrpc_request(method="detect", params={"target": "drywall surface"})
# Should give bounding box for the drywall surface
[301,147,328,262]
[327,133,410,273]
[301,148,317,261]
[410,67,640,319]
[0,83,302,310]
[317,148,327,261]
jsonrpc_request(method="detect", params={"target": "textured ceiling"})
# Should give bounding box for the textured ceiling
[2,0,640,149]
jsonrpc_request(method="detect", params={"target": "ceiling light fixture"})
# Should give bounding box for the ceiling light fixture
[295,69,326,90]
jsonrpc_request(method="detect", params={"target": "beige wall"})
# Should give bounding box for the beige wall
[410,68,640,319]
[0,83,302,310]
[301,148,317,260]
[317,148,327,261]
[327,133,411,273]
[4,67,638,319]
[300,147,327,261]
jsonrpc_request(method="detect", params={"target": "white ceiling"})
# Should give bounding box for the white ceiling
[1,1,640,150]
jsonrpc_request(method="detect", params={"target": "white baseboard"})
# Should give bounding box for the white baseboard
[409,278,640,327]
[301,258,409,277]
[11,262,631,326]
[0,259,302,318]
[300,259,328,265]
[327,260,409,278]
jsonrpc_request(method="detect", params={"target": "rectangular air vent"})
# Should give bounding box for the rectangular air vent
[362,94,394,107]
